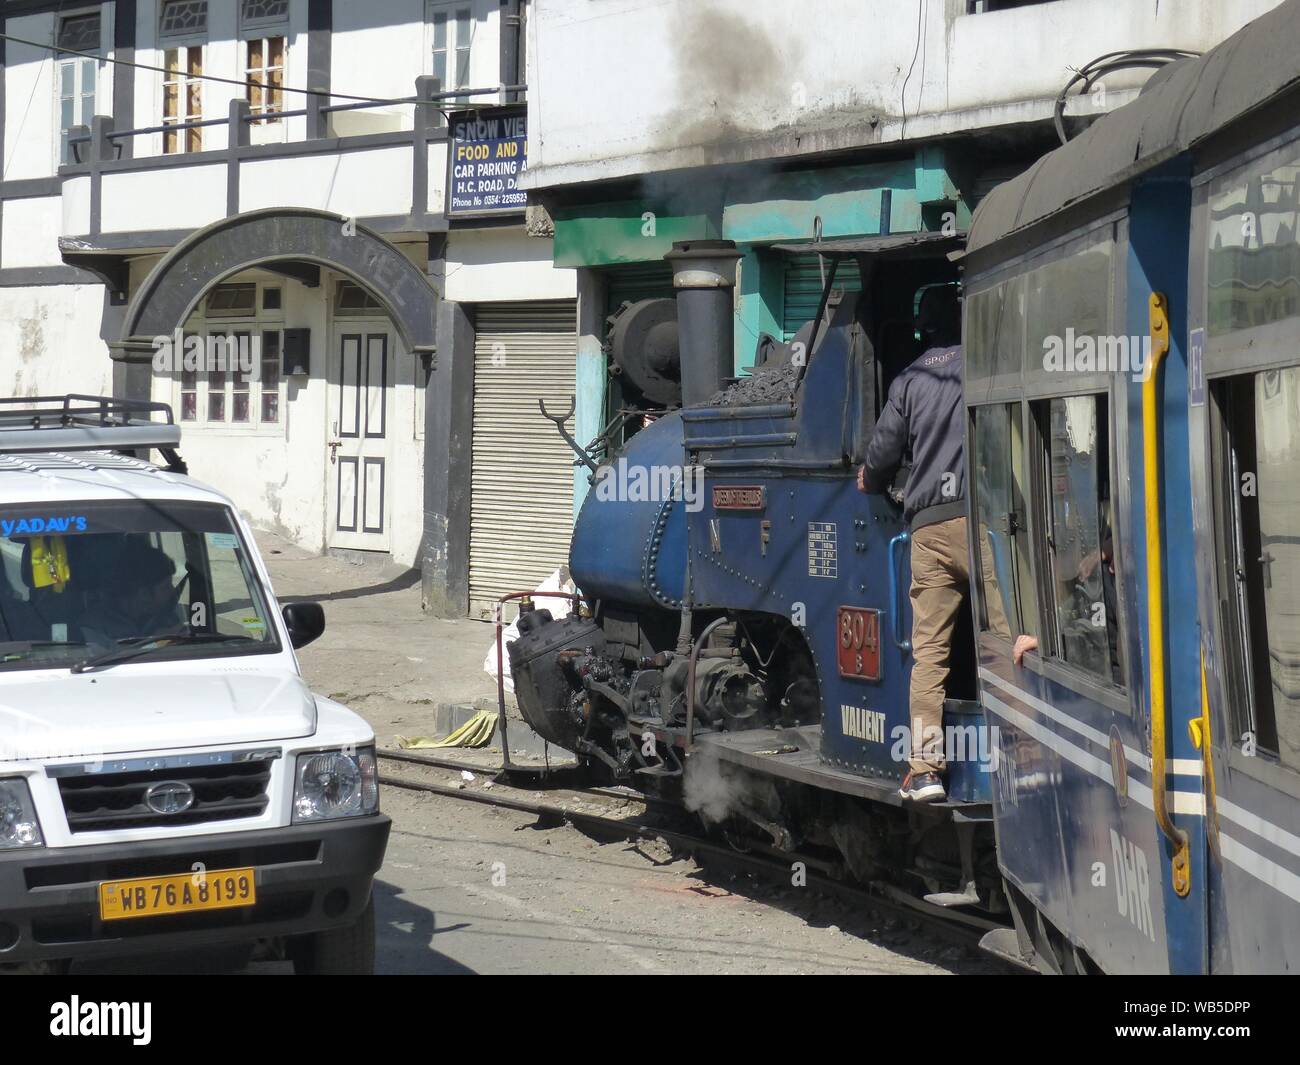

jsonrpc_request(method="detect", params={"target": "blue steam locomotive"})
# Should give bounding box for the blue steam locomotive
[509,0,1300,974]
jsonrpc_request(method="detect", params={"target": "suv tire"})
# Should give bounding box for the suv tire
[289,895,376,975]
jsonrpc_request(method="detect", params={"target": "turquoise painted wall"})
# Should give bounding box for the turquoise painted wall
[722,158,922,243]
[735,247,784,372]
[573,324,606,515]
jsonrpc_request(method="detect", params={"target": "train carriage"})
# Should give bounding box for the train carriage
[964,0,1300,973]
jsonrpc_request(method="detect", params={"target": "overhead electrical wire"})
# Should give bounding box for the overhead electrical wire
[1052,48,1201,145]
[0,28,496,118]
[898,0,926,140]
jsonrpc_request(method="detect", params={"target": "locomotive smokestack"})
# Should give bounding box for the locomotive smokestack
[664,239,742,406]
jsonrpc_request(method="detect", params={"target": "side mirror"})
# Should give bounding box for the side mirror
[282,601,325,649]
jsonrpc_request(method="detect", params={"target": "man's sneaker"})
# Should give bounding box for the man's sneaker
[900,770,946,803]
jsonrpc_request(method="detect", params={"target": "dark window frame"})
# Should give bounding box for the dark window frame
[1025,387,1131,699]
[334,280,387,316]
[966,211,1131,707]
[1208,367,1300,773]
[1195,124,1300,793]
[159,0,209,38]
[968,398,1039,644]
[964,214,1120,405]
[1198,127,1300,376]
[205,282,258,318]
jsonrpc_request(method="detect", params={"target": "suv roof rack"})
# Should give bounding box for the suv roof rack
[0,395,184,467]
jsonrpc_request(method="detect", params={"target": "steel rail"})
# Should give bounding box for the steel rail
[376,748,678,809]
[378,762,1022,966]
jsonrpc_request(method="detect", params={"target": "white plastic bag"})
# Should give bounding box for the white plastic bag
[483,567,575,694]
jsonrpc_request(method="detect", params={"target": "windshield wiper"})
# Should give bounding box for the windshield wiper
[70,633,257,674]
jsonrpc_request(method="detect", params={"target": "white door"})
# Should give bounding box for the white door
[327,327,394,552]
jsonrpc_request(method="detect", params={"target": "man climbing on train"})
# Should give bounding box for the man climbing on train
[856,284,988,803]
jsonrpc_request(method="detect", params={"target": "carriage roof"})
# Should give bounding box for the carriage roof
[967,0,1300,258]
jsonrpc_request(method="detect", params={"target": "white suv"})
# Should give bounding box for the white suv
[0,397,389,974]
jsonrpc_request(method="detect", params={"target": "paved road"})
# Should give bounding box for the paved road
[78,782,993,975]
[365,784,984,975]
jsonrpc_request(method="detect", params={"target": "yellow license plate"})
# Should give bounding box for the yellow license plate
[99,867,256,921]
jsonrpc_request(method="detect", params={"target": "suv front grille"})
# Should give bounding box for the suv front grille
[57,759,274,833]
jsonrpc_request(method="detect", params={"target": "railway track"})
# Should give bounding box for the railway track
[377,747,681,810]
[376,748,1026,970]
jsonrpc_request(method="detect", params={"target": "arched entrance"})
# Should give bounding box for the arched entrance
[102,208,440,567]
[109,207,436,361]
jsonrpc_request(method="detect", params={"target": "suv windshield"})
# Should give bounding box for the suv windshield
[0,499,279,672]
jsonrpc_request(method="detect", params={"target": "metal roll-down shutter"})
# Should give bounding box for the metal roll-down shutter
[469,300,578,619]
[782,254,863,341]
[603,261,675,317]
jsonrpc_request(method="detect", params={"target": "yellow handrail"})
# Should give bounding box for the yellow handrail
[1144,291,1191,898]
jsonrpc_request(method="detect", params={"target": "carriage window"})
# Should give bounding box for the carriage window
[971,402,1037,639]
[1037,393,1124,687]
[1216,366,1300,771]
[1208,146,1300,338]
[965,276,1025,388]
[1025,240,1111,365]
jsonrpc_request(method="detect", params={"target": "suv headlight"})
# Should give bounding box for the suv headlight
[292,747,379,823]
[0,778,43,848]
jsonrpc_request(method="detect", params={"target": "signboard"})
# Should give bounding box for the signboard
[712,485,766,510]
[448,107,528,216]
[807,521,838,578]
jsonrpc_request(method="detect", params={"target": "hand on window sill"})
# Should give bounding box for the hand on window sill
[1013,633,1039,667]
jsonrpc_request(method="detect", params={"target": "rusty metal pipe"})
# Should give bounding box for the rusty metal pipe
[493,589,587,773]
[685,616,730,750]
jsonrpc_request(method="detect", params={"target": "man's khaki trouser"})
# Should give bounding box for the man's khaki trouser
[907,516,971,776]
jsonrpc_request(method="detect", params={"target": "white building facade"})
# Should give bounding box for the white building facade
[1,0,1287,619]
[517,0,1285,493]
[0,0,577,618]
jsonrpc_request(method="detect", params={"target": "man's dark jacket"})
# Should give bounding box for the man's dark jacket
[860,344,966,531]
